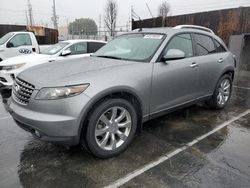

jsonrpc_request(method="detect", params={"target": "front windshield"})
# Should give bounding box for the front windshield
[41,42,69,55]
[0,33,14,45]
[93,33,165,62]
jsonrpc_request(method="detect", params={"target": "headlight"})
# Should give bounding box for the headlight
[35,84,89,100]
[2,63,26,71]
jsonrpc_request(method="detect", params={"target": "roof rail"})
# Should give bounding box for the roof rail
[173,25,214,34]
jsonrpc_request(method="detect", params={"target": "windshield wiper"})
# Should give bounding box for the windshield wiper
[95,55,123,60]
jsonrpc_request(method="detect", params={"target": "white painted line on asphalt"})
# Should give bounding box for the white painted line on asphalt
[105,155,169,188]
[0,116,11,121]
[233,85,250,90]
[104,109,250,188]
[166,146,186,158]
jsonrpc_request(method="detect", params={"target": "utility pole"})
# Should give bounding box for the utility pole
[27,0,34,26]
[25,11,29,26]
[145,3,154,18]
[130,6,133,31]
[99,14,102,36]
[51,0,59,29]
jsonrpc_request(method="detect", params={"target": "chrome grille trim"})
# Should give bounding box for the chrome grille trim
[12,77,35,105]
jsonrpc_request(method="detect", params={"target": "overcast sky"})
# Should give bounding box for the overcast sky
[0,0,250,29]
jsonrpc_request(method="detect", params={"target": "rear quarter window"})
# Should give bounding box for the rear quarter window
[193,34,216,56]
[214,39,227,53]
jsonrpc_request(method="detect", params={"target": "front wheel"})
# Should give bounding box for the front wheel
[83,98,138,158]
[206,74,232,109]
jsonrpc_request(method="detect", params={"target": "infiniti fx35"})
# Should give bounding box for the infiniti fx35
[10,26,236,158]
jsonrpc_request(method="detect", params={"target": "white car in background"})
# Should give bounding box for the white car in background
[0,31,49,61]
[0,39,106,88]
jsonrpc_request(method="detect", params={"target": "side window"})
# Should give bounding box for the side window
[8,34,32,47]
[214,40,226,53]
[88,42,106,53]
[193,34,216,56]
[67,42,87,55]
[163,33,193,58]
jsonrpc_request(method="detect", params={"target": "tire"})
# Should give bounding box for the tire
[83,98,138,158]
[206,74,232,109]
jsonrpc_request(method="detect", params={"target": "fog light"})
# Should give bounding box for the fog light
[34,130,41,138]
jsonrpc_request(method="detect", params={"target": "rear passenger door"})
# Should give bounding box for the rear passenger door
[192,33,228,96]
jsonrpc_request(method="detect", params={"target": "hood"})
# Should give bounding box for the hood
[0,54,51,66]
[19,57,138,88]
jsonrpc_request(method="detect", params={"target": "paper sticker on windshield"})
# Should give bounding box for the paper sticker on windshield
[144,34,163,40]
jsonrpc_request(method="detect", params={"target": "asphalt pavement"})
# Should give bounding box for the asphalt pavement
[0,70,250,188]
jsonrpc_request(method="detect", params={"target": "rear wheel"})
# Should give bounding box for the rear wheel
[83,98,137,158]
[206,74,232,109]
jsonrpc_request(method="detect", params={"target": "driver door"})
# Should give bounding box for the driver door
[5,34,34,58]
[56,42,88,61]
[150,33,199,114]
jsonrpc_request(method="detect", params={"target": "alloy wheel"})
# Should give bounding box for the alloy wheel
[217,78,231,106]
[95,106,132,151]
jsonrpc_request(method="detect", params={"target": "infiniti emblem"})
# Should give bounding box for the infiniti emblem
[15,84,20,93]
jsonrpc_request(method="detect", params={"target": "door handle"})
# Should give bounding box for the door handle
[190,62,198,68]
[218,58,224,63]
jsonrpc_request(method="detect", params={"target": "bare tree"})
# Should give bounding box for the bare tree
[104,0,118,37]
[158,1,170,17]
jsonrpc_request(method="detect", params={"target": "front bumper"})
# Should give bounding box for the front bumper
[0,71,14,88]
[9,91,91,146]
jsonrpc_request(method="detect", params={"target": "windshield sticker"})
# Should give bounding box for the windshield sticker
[144,34,163,40]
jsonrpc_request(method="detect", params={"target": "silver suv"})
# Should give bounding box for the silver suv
[10,25,235,158]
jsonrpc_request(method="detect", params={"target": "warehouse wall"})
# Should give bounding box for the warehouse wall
[132,7,250,45]
[0,24,58,44]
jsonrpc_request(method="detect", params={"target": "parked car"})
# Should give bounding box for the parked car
[0,31,51,61]
[0,39,106,88]
[9,25,236,158]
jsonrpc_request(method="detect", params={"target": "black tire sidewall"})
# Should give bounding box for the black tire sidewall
[85,98,138,158]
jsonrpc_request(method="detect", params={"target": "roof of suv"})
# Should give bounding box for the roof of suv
[130,27,215,36]
[63,39,107,44]
[129,25,227,48]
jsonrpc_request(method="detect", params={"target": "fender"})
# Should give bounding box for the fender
[75,86,145,143]
[212,66,235,92]
[220,66,235,80]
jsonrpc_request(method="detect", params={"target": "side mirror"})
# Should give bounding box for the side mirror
[162,49,185,61]
[61,49,71,56]
[6,42,14,48]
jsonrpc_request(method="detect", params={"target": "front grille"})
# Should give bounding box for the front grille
[12,77,35,105]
